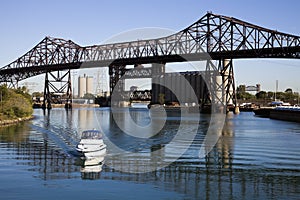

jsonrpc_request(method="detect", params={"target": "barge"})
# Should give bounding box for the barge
[253,107,274,117]
[254,106,300,123]
[270,106,300,123]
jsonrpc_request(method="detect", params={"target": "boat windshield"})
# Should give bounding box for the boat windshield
[81,130,103,139]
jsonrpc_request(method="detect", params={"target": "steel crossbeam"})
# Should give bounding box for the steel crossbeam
[0,12,299,84]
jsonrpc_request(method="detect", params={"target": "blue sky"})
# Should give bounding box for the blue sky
[0,0,299,93]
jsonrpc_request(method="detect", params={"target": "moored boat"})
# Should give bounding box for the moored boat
[253,100,294,117]
[253,107,274,117]
[270,106,300,123]
[239,103,258,112]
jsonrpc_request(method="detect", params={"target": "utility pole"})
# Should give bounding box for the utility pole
[72,70,77,98]
[275,80,278,101]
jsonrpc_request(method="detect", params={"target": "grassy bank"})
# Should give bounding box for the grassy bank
[0,85,33,125]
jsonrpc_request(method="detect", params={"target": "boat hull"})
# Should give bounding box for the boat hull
[76,143,107,158]
[254,106,300,123]
[82,146,107,158]
[253,107,274,117]
[270,109,300,123]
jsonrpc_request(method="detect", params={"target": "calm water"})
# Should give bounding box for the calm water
[0,108,299,200]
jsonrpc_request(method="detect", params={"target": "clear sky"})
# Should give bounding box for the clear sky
[0,0,299,93]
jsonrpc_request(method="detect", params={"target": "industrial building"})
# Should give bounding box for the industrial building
[78,74,94,97]
[151,71,209,105]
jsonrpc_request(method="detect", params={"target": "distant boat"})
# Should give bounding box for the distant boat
[130,102,149,109]
[253,101,291,117]
[76,130,107,159]
[254,104,300,123]
[269,101,291,106]
[239,102,257,112]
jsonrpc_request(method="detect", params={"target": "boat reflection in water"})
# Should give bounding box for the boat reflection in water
[79,154,106,180]
[76,130,107,179]
[76,130,107,159]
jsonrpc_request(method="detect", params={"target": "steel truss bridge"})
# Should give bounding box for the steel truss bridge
[0,12,299,108]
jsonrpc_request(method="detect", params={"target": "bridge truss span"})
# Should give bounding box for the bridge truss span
[0,12,299,109]
[1,12,300,84]
[80,12,300,63]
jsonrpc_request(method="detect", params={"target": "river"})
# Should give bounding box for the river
[0,108,299,199]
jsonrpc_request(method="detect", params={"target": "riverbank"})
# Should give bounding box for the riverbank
[57,103,100,108]
[0,116,34,127]
[33,103,100,109]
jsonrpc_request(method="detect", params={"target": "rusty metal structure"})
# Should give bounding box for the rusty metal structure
[0,12,299,108]
[43,70,72,109]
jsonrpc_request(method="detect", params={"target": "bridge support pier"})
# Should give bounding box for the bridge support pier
[219,59,238,113]
[109,65,126,105]
[42,70,72,109]
[151,63,165,104]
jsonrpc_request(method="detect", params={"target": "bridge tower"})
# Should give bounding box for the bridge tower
[151,63,165,104]
[109,65,126,104]
[42,70,72,109]
[219,59,237,112]
[205,59,237,113]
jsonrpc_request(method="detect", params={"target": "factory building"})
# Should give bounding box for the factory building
[151,71,209,105]
[78,74,94,97]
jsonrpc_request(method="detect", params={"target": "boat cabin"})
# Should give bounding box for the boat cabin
[81,130,103,139]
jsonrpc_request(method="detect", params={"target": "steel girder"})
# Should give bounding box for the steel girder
[109,65,126,100]
[0,12,299,92]
[42,70,72,109]
[0,37,81,83]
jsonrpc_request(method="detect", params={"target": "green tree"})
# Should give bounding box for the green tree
[0,85,9,101]
[256,91,267,99]
[237,85,255,100]
[83,93,95,99]
[15,87,32,103]
[238,92,255,100]
[267,92,274,100]
[32,92,43,98]
[0,87,33,120]
[285,88,293,93]
[237,85,246,93]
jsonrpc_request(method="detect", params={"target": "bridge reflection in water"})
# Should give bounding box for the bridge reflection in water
[0,109,299,199]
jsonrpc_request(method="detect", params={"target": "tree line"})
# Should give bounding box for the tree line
[0,85,33,120]
[237,85,299,103]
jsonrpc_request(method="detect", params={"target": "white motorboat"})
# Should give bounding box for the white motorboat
[76,130,107,158]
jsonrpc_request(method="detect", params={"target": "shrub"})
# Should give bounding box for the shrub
[0,87,33,120]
